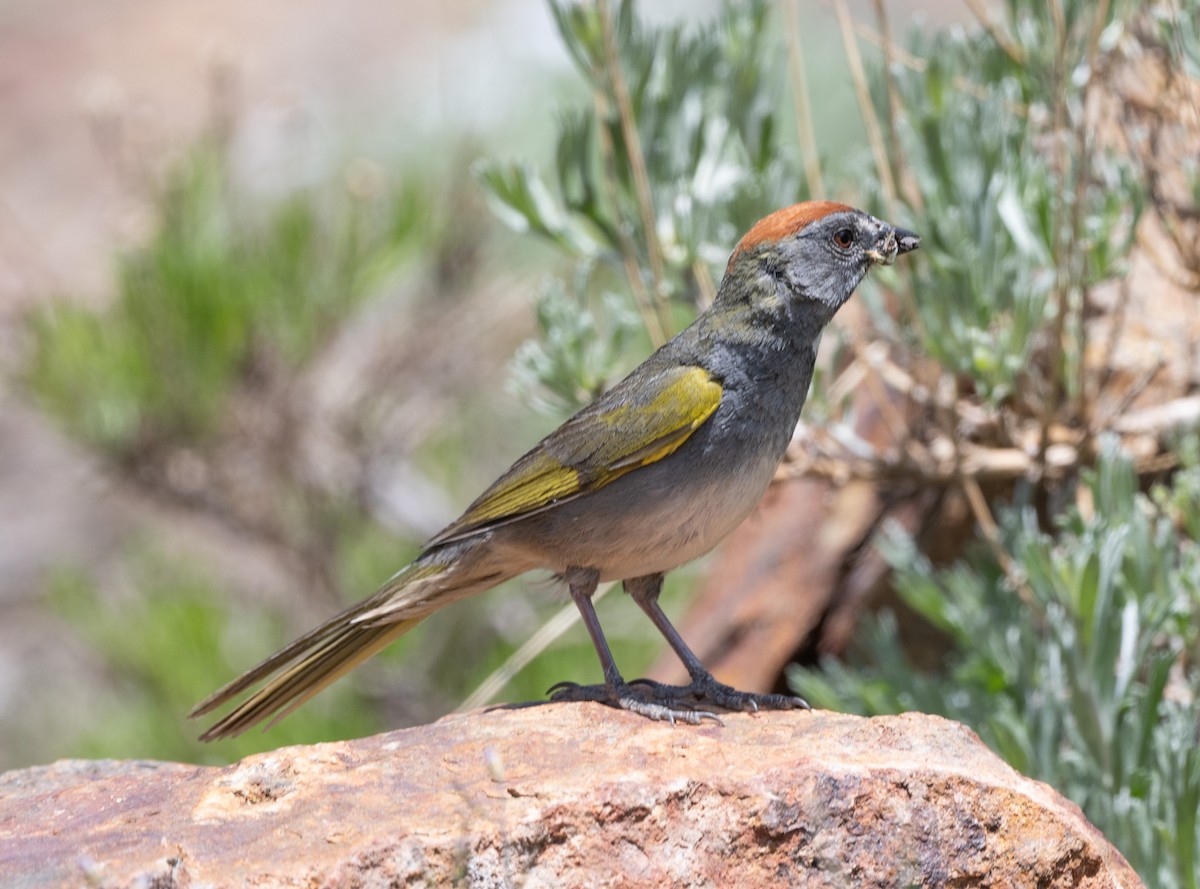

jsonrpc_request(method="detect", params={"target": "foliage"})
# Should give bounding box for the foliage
[13,140,455,764]
[43,547,382,764]
[509,275,641,413]
[474,0,1199,884]
[790,441,1200,888]
[863,7,1143,405]
[477,0,801,411]
[483,0,796,279]
[778,0,1194,882]
[27,147,426,455]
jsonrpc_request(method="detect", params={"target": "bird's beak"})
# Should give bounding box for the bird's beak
[866,225,921,266]
[894,227,920,255]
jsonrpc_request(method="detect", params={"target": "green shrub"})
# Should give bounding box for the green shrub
[27,148,426,455]
[790,440,1200,887]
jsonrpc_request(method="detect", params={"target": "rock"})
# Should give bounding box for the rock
[0,707,1141,888]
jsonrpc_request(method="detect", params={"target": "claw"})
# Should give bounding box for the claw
[663,674,811,715]
[626,677,660,689]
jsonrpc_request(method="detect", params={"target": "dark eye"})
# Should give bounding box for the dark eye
[832,228,854,249]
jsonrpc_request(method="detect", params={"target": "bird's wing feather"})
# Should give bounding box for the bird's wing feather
[426,363,722,546]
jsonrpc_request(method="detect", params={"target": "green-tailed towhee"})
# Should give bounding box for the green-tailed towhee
[192,200,919,739]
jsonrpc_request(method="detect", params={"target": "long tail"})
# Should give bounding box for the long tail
[190,552,510,741]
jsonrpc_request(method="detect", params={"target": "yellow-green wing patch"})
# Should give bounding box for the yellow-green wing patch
[444,450,581,531]
[426,364,722,546]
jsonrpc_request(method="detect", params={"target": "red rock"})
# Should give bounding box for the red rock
[0,708,1141,888]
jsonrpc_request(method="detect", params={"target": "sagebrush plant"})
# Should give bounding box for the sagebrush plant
[477,0,806,411]
[790,440,1200,889]
[475,0,1199,884]
[820,2,1197,884]
[28,145,426,455]
[18,138,442,763]
[867,1,1143,409]
[509,275,640,414]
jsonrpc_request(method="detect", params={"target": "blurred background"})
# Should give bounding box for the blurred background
[1,1,1198,883]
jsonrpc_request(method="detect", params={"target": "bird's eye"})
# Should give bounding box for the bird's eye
[832,229,854,249]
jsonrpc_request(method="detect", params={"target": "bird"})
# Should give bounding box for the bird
[191,200,920,740]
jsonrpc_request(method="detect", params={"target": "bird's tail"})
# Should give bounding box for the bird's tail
[190,548,512,741]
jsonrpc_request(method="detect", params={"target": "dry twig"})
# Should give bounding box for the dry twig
[835,0,897,217]
[781,0,825,200]
[597,0,673,342]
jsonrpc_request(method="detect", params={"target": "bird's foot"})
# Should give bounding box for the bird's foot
[547,680,723,726]
[627,675,811,714]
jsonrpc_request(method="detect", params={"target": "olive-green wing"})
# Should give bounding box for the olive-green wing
[426,363,722,546]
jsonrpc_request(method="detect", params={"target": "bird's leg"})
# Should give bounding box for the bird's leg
[547,567,721,725]
[625,574,810,713]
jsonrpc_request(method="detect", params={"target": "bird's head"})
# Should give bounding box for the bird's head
[725,201,919,315]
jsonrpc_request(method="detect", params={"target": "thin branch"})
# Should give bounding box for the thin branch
[781,0,825,199]
[692,256,718,310]
[810,1,1030,119]
[835,0,897,216]
[596,0,673,341]
[1096,272,1133,395]
[961,474,1038,609]
[962,0,1026,64]
[590,86,668,345]
[1069,0,1112,440]
[783,393,1195,486]
[1039,0,1071,465]
[1136,225,1200,289]
[854,341,936,473]
[1090,359,1168,437]
[1112,395,1200,437]
[871,0,911,206]
[856,0,927,341]
[782,439,1057,484]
